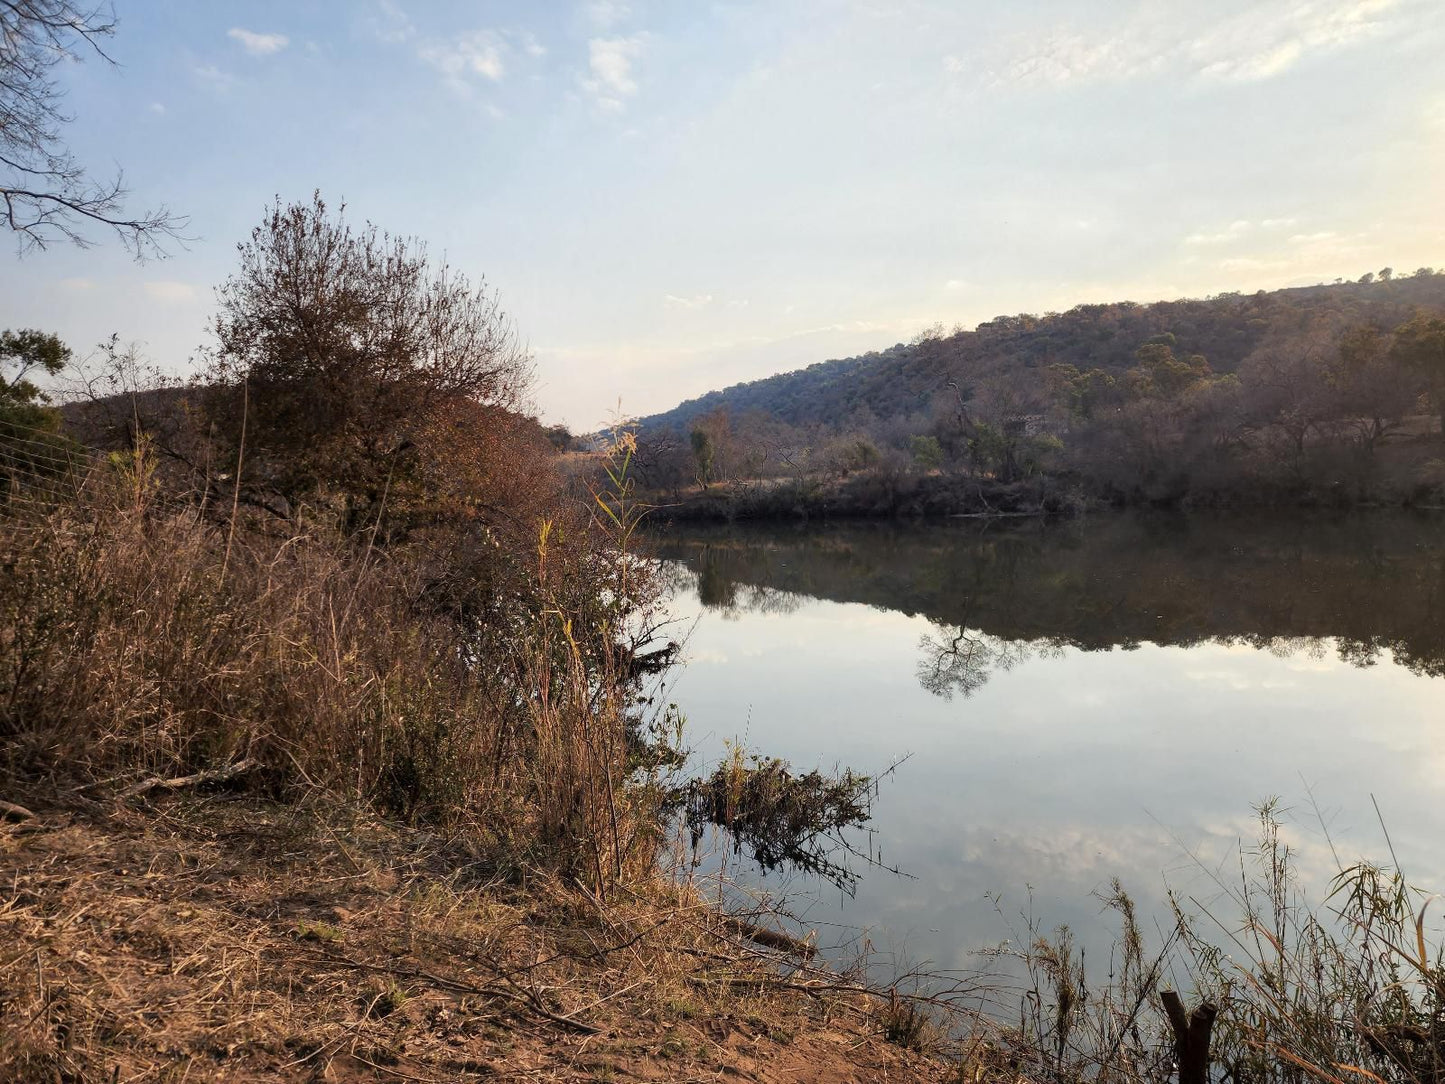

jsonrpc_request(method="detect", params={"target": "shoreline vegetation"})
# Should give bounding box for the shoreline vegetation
[3,200,1442,1083]
[0,196,960,1082]
[626,272,1445,522]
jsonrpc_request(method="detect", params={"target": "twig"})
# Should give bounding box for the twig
[302,951,604,1035]
[221,376,247,586]
[119,758,259,800]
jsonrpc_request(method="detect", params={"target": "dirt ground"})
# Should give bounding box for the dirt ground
[0,790,962,1083]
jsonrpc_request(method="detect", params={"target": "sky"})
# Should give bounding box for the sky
[4,0,1445,430]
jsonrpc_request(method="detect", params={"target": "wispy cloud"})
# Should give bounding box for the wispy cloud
[1288,229,1340,245]
[582,35,646,111]
[191,64,236,91]
[584,2,632,30]
[1185,218,1307,247]
[366,0,414,44]
[987,0,1409,89]
[411,28,548,98]
[1184,220,1253,246]
[420,30,508,90]
[665,293,713,310]
[227,28,289,56]
[143,281,199,304]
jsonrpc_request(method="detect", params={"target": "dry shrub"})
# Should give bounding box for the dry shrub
[1180,802,1445,1084]
[0,431,661,887]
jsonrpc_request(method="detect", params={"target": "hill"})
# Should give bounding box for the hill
[630,269,1445,510]
[636,271,1445,436]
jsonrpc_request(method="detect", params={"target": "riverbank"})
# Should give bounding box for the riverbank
[644,473,1087,524]
[0,789,960,1083]
[639,456,1445,525]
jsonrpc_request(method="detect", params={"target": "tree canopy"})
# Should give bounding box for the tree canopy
[207,194,533,521]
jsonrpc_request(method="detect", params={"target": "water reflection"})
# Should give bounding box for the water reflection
[649,511,1445,974]
[654,510,1445,698]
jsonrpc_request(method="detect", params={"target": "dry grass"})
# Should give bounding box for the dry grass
[0,429,965,1081]
[0,793,957,1083]
[0,434,650,887]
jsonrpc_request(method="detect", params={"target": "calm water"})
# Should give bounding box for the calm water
[650,511,1445,978]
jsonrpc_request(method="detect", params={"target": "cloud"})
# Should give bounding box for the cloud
[148,102,166,115]
[1198,38,1303,82]
[227,28,289,56]
[584,1,631,30]
[1185,218,1310,247]
[366,0,414,44]
[1219,256,1293,274]
[1184,220,1253,246]
[143,281,199,304]
[419,30,508,95]
[58,278,94,292]
[582,35,646,111]
[989,0,1408,89]
[191,64,236,90]
[665,293,713,310]
[1290,231,1339,244]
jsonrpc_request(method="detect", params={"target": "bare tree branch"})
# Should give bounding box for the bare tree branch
[0,0,187,258]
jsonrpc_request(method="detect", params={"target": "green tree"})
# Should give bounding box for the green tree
[1391,315,1445,436]
[1048,363,1116,420]
[1,328,75,482]
[690,427,714,489]
[1127,343,1213,400]
[909,434,944,470]
[1329,324,1413,454]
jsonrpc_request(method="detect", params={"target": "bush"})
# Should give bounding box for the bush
[0,426,667,888]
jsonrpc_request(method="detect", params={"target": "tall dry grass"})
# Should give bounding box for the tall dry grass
[964,803,1444,1084]
[0,425,664,888]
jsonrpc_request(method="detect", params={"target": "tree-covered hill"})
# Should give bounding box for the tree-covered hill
[637,270,1445,435]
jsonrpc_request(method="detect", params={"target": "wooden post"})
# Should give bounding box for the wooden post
[1161,990,1217,1084]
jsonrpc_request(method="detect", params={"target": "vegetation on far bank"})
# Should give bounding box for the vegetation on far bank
[631,272,1445,516]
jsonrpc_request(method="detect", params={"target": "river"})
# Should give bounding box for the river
[650,510,1445,987]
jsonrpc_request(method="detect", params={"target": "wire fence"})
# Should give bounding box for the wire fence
[0,417,108,519]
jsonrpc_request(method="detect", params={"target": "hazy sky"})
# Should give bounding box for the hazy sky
[4,0,1445,429]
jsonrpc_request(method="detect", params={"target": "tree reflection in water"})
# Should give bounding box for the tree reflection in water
[653,510,1445,697]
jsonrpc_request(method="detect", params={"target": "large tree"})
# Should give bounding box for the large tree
[1,0,182,256]
[207,194,533,520]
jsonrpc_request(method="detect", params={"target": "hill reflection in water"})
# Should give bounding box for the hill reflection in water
[650,511,1445,975]
[654,510,1445,700]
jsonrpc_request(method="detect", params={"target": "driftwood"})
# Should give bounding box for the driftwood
[723,915,817,959]
[1161,990,1217,1084]
[0,800,35,822]
[119,758,260,800]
